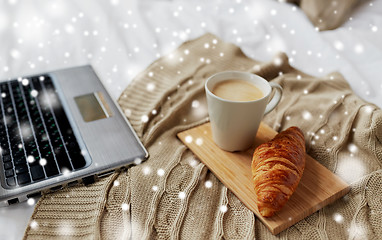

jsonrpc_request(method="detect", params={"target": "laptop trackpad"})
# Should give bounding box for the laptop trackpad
[74,92,113,122]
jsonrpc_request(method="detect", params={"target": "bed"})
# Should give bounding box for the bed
[0,0,381,239]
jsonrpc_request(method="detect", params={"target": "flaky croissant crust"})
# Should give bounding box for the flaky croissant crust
[252,126,305,217]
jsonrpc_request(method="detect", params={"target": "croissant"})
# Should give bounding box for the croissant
[251,126,305,217]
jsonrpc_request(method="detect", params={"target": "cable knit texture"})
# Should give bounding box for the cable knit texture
[24,33,382,239]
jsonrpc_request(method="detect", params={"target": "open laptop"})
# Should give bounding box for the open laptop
[0,65,148,206]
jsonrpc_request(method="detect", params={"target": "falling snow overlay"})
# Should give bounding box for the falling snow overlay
[0,0,381,239]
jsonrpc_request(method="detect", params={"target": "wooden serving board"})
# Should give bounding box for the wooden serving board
[177,122,350,235]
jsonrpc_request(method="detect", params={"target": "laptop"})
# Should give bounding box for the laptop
[0,65,148,206]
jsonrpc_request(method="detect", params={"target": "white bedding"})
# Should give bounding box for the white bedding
[0,0,381,239]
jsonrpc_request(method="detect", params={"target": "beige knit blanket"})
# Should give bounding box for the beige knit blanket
[24,33,382,239]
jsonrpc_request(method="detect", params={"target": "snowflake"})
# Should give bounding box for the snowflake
[141,115,149,123]
[121,203,129,211]
[178,192,186,199]
[273,57,283,66]
[30,89,39,97]
[364,105,373,113]
[334,41,344,51]
[146,83,155,92]
[10,49,20,59]
[64,24,74,34]
[39,158,47,166]
[157,168,165,176]
[205,180,213,188]
[22,78,29,86]
[134,158,142,165]
[27,155,35,163]
[185,135,193,143]
[27,198,36,206]
[62,168,71,176]
[110,0,119,5]
[270,9,277,16]
[188,158,199,167]
[192,100,200,108]
[348,143,358,153]
[143,166,151,175]
[220,205,228,213]
[30,220,38,229]
[354,44,364,54]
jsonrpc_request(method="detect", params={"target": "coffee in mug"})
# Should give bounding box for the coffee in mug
[211,79,264,102]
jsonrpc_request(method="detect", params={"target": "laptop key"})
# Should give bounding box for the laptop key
[1,148,9,156]
[56,152,72,172]
[70,151,87,170]
[30,166,45,181]
[14,156,26,166]
[15,164,28,174]
[6,177,16,187]
[17,173,31,185]
[3,161,13,170]
[2,155,11,162]
[0,135,7,142]
[5,169,14,178]
[42,154,59,177]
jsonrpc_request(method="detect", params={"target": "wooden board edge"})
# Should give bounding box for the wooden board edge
[271,184,351,235]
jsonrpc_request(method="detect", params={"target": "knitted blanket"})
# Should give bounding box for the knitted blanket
[24,33,382,239]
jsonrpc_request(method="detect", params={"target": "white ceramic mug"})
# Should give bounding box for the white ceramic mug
[205,71,283,152]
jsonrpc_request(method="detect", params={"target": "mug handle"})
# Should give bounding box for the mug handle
[264,82,283,114]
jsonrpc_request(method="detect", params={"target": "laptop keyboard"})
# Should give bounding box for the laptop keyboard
[0,75,87,188]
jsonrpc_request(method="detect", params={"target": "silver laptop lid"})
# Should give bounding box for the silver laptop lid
[0,65,148,205]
